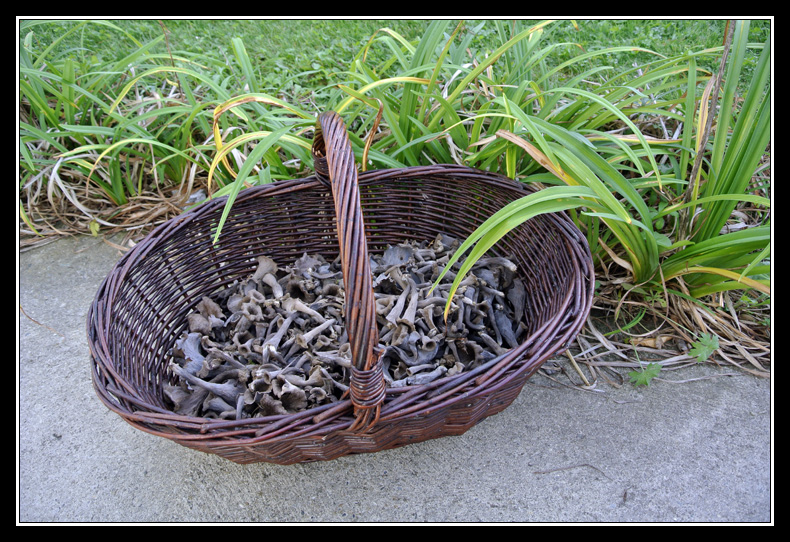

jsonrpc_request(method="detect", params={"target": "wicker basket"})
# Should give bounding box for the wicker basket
[88,111,594,464]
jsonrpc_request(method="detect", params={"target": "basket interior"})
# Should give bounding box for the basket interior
[103,170,584,412]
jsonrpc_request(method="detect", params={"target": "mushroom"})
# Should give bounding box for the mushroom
[380,244,413,267]
[168,362,244,405]
[318,367,349,393]
[204,347,246,369]
[263,313,295,349]
[187,313,212,335]
[251,255,278,282]
[311,349,352,368]
[203,395,236,418]
[494,309,520,349]
[385,287,411,327]
[172,332,205,376]
[309,387,329,403]
[281,296,326,323]
[226,293,245,314]
[294,318,336,349]
[396,279,420,330]
[261,273,283,298]
[390,365,447,388]
[477,332,509,356]
[240,301,263,323]
[292,253,324,278]
[163,381,209,416]
[281,365,325,388]
[197,296,224,320]
[278,379,308,411]
[506,278,526,325]
[419,305,440,335]
[255,393,288,416]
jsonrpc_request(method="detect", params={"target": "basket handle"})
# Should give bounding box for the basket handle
[311,111,385,430]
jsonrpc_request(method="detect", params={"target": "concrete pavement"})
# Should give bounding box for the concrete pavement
[18,234,772,523]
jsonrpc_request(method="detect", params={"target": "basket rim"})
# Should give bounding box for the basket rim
[87,162,595,454]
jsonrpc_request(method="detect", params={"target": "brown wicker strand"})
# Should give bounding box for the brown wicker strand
[312,112,386,429]
[312,112,380,374]
[347,357,387,431]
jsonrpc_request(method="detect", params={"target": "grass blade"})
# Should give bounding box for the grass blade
[210,125,293,243]
[429,185,605,319]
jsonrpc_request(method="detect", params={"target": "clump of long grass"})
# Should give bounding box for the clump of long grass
[20,20,219,244]
[19,19,770,375]
[396,20,770,373]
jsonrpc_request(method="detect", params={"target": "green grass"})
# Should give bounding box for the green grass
[22,19,769,89]
[19,18,771,364]
[20,19,429,99]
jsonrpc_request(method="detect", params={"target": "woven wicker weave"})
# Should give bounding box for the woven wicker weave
[87,111,594,464]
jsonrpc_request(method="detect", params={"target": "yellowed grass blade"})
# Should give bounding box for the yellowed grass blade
[335,77,432,113]
[211,94,312,184]
[666,266,770,295]
[495,129,574,184]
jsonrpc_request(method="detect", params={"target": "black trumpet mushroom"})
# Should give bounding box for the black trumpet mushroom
[166,233,527,419]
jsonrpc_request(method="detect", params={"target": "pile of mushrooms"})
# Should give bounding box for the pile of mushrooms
[164,233,527,420]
